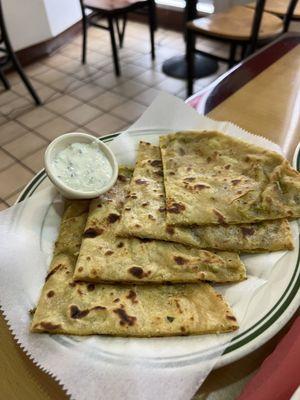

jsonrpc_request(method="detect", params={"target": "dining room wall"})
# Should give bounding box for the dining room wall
[2,0,81,51]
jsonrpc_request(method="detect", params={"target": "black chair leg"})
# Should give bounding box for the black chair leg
[228,43,237,69]
[241,44,248,61]
[82,14,88,64]
[116,16,127,48]
[186,29,195,97]
[0,0,42,105]
[108,16,120,76]
[148,0,156,60]
[8,52,42,105]
[0,68,10,90]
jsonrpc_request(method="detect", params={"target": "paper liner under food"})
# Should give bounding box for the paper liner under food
[0,93,298,400]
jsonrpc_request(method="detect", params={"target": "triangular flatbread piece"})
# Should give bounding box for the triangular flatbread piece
[31,200,238,337]
[160,131,300,225]
[117,142,293,252]
[74,168,246,283]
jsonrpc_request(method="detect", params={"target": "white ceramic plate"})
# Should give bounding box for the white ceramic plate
[17,130,300,369]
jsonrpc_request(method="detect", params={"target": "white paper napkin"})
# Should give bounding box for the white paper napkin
[0,93,296,400]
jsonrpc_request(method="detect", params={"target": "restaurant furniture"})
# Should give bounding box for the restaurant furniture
[0,0,42,105]
[162,0,218,80]
[186,0,299,95]
[79,0,156,76]
[246,0,300,23]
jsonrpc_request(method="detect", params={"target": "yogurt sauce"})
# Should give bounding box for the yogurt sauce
[52,141,113,192]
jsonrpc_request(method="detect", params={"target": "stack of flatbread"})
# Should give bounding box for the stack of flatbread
[31,131,300,338]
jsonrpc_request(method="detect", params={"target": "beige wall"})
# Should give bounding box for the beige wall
[2,0,82,51]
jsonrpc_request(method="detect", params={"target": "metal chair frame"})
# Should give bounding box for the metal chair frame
[79,0,156,76]
[0,0,42,105]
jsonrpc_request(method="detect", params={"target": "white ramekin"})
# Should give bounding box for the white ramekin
[44,132,118,199]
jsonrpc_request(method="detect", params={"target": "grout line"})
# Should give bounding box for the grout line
[3,186,24,202]
[0,198,10,206]
[0,146,39,175]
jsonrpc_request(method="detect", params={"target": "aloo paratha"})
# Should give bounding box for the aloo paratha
[31,199,238,336]
[74,168,246,283]
[160,131,300,226]
[117,142,293,252]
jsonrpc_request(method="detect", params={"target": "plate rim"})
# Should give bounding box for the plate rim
[16,130,300,369]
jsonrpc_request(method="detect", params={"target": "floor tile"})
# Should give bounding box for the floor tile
[112,80,148,98]
[35,117,77,141]
[0,163,33,198]
[38,85,60,103]
[135,70,166,86]
[65,103,102,125]
[17,108,56,129]
[116,64,146,79]
[0,121,30,146]
[92,72,126,89]
[111,100,146,122]
[86,38,107,52]
[0,149,14,171]
[25,63,50,77]
[50,76,83,93]
[70,83,104,101]
[58,59,85,75]
[134,87,161,106]
[84,50,111,66]
[11,79,42,97]
[43,53,73,68]
[0,96,33,119]
[90,91,127,112]
[35,69,67,84]
[22,146,47,173]
[0,202,8,211]
[0,90,19,107]
[129,54,160,70]
[85,113,126,136]
[101,63,115,74]
[3,132,47,160]
[46,94,81,114]
[59,43,81,59]
[176,89,187,100]
[0,115,7,125]
[156,77,186,95]
[119,49,143,61]
[5,71,28,85]
[72,65,99,81]
[5,190,22,206]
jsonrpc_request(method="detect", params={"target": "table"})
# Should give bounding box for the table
[1,33,300,400]
[162,0,218,79]
[188,32,300,161]
[190,32,300,399]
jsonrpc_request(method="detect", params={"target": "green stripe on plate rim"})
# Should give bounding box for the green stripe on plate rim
[17,134,300,361]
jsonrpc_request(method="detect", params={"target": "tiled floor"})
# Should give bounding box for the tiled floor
[0,21,228,209]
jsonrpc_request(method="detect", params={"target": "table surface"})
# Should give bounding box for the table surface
[1,33,300,400]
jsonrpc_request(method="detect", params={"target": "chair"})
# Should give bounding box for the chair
[186,0,297,96]
[0,0,42,105]
[246,0,300,28]
[79,0,156,76]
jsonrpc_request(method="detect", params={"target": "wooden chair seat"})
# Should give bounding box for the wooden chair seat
[247,0,300,19]
[83,0,147,12]
[187,5,283,42]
